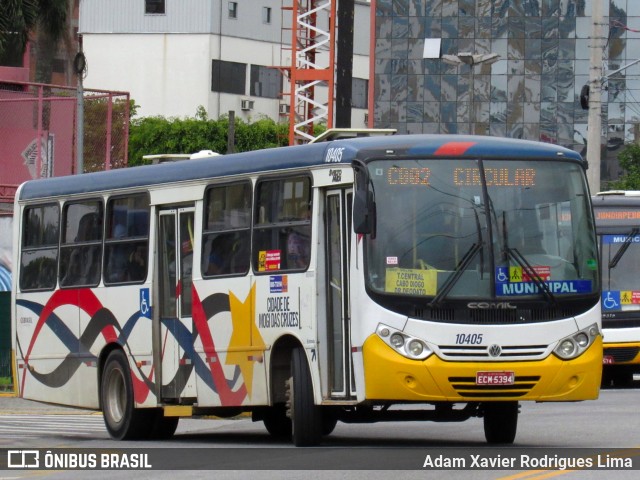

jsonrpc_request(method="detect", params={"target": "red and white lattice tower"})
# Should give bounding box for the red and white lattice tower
[280,0,335,145]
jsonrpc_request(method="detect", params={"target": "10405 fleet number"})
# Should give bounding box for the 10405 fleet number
[455,333,483,345]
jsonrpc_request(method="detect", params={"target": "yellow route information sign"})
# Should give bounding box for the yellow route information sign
[385,268,437,296]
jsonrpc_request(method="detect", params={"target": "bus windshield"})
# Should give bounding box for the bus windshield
[363,158,599,303]
[602,233,640,311]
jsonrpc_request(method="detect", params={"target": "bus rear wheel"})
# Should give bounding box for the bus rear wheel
[288,347,323,446]
[483,401,518,444]
[148,409,179,440]
[101,349,149,440]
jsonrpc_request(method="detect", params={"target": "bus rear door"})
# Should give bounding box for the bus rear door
[155,206,197,401]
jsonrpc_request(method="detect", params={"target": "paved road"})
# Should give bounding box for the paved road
[1,390,640,480]
[0,395,93,415]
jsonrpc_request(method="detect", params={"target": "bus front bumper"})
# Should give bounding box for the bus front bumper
[603,341,640,365]
[362,335,602,402]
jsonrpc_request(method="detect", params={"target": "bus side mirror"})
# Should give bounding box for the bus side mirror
[353,189,376,236]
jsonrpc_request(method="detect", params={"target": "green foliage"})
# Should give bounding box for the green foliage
[128,108,290,166]
[606,143,640,190]
[83,97,131,172]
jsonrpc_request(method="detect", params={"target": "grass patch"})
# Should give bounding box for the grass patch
[0,377,11,386]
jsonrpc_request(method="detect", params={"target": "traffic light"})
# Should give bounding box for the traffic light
[580,84,590,110]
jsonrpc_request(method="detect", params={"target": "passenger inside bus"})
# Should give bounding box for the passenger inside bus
[205,234,233,276]
[126,245,147,282]
[62,212,101,286]
[286,201,311,269]
[105,221,128,282]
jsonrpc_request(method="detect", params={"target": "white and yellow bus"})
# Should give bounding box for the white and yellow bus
[592,191,640,386]
[12,134,602,446]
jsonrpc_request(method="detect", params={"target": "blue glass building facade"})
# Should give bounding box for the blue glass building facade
[372,0,640,184]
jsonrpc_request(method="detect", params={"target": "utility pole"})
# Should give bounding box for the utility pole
[336,0,354,127]
[586,0,604,194]
[74,35,86,175]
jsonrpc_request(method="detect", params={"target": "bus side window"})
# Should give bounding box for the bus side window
[20,204,60,291]
[60,207,103,287]
[202,182,252,278]
[104,194,150,285]
[253,176,312,273]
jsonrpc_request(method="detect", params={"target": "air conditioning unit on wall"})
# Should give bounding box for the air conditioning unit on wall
[241,99,254,111]
[279,104,290,115]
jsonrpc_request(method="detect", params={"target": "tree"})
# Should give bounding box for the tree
[128,109,290,166]
[606,143,640,190]
[0,1,37,63]
[33,0,72,85]
[0,0,71,84]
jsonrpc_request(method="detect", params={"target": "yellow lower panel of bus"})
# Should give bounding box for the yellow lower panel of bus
[362,335,602,402]
[603,341,640,364]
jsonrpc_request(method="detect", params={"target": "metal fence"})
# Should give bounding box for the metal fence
[0,81,130,203]
[0,81,130,393]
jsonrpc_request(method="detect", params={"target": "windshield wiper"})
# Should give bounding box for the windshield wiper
[609,227,640,269]
[504,246,557,306]
[499,210,556,305]
[428,242,482,308]
[472,204,485,276]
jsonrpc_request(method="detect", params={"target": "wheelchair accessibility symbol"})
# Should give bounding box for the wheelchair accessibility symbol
[495,267,509,283]
[140,288,151,318]
[602,291,620,311]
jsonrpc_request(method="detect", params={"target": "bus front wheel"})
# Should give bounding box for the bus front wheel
[262,404,292,439]
[101,349,149,440]
[288,347,323,446]
[483,401,518,444]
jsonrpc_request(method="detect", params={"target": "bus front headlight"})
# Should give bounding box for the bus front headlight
[376,324,432,360]
[407,339,425,357]
[553,323,600,360]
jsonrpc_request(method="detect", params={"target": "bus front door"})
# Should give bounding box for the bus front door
[325,189,355,399]
[155,207,197,401]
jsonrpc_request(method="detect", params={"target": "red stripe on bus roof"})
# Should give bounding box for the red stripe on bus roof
[434,142,477,156]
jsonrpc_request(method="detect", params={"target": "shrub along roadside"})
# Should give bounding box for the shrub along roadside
[128,107,291,166]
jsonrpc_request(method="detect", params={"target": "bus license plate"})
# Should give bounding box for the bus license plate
[476,371,515,385]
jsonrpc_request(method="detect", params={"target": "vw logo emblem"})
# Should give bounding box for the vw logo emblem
[488,344,502,357]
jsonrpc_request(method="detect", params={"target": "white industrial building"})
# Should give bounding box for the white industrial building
[79,0,371,126]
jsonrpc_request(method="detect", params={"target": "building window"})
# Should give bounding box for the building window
[212,59,246,94]
[352,78,368,109]
[145,0,165,15]
[250,65,282,99]
[228,2,238,19]
[52,58,66,74]
[263,7,272,24]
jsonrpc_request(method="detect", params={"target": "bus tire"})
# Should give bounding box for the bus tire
[101,349,148,440]
[262,404,292,439]
[322,415,338,436]
[148,410,179,440]
[483,401,518,444]
[289,347,322,446]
